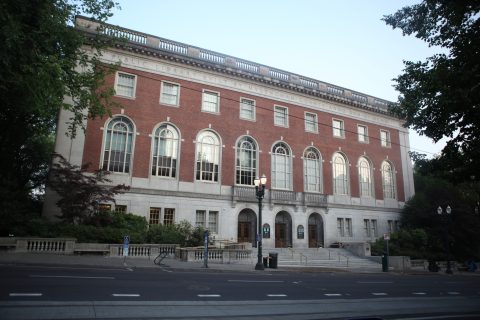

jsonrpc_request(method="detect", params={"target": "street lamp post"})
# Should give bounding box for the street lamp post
[437,205,453,274]
[254,174,267,271]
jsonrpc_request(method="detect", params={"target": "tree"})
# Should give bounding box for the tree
[48,154,129,223]
[0,0,119,226]
[383,1,480,182]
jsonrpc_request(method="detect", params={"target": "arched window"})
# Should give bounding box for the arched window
[358,157,373,197]
[332,153,349,195]
[102,116,134,173]
[271,142,292,189]
[195,130,220,182]
[235,136,257,185]
[152,123,179,178]
[381,161,396,199]
[303,147,322,192]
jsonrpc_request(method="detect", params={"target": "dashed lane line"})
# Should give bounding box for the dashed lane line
[112,294,140,297]
[9,293,43,297]
[197,294,221,298]
[372,292,388,296]
[267,294,287,297]
[324,293,342,297]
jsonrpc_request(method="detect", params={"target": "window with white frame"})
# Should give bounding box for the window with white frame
[332,119,345,138]
[235,136,257,185]
[380,130,391,147]
[381,161,396,199]
[274,105,289,127]
[114,205,127,214]
[364,219,378,237]
[303,147,322,192]
[152,123,179,178]
[358,157,373,198]
[195,130,220,182]
[357,125,369,143]
[208,211,219,233]
[271,142,292,189]
[195,210,206,228]
[345,218,352,237]
[202,90,219,113]
[332,153,348,195]
[160,81,180,106]
[115,72,136,98]
[102,116,134,173]
[337,218,353,237]
[240,98,255,121]
[388,220,399,233]
[305,112,318,133]
[195,210,218,233]
[96,203,111,213]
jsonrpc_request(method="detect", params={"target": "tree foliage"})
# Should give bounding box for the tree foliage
[0,0,118,228]
[383,1,480,182]
[48,154,129,223]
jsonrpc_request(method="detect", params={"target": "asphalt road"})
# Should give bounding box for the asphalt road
[1,264,480,319]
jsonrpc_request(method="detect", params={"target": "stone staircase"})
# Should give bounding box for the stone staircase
[263,247,382,271]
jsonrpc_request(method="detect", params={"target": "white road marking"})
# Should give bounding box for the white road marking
[324,293,342,297]
[9,293,42,297]
[30,275,115,280]
[112,294,140,297]
[357,281,394,284]
[228,280,284,283]
[372,292,388,296]
[447,292,460,295]
[413,292,427,295]
[267,294,287,297]
[197,294,221,298]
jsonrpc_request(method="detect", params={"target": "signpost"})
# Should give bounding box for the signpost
[123,235,130,259]
[203,231,209,268]
[382,233,390,272]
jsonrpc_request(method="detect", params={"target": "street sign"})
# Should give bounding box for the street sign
[383,233,390,240]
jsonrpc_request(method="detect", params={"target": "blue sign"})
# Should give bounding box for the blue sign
[123,235,130,257]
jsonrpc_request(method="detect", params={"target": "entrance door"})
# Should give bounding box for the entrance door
[238,222,251,243]
[275,223,287,248]
[308,225,317,247]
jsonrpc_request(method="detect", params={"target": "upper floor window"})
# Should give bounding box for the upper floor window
[381,160,396,199]
[152,123,179,178]
[358,157,373,198]
[115,72,136,98]
[160,81,180,106]
[240,98,256,121]
[332,153,348,195]
[102,116,134,173]
[332,119,345,138]
[303,147,322,192]
[380,129,391,147]
[195,130,220,182]
[357,125,369,143]
[305,112,318,133]
[271,142,292,189]
[202,90,220,113]
[274,105,289,127]
[235,136,257,185]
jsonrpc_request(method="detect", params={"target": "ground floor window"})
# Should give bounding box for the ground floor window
[150,207,176,225]
[114,205,127,214]
[149,207,161,225]
[364,219,378,238]
[96,203,112,213]
[196,210,219,233]
[337,218,352,238]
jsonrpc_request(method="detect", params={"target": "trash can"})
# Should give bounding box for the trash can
[381,254,388,272]
[269,252,278,269]
[263,257,268,268]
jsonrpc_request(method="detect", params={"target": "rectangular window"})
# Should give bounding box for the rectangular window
[149,207,161,225]
[195,210,206,228]
[346,218,353,237]
[114,205,127,214]
[357,125,369,143]
[371,219,378,237]
[208,211,219,233]
[305,112,318,133]
[202,90,219,113]
[115,72,136,98]
[364,219,371,237]
[163,208,175,225]
[332,119,345,138]
[380,130,391,147]
[240,98,255,121]
[96,203,111,213]
[160,82,180,106]
[337,218,345,237]
[274,105,289,127]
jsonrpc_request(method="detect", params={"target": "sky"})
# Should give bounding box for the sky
[106,0,447,158]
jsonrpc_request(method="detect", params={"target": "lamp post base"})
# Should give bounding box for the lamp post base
[255,262,264,270]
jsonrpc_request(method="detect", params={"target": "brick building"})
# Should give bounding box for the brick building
[43,16,414,248]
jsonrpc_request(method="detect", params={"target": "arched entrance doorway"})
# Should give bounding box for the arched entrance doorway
[308,213,324,248]
[275,211,292,248]
[238,209,257,247]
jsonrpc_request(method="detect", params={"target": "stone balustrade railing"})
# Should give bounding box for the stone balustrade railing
[232,186,327,208]
[177,247,253,264]
[74,16,393,115]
